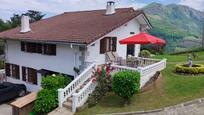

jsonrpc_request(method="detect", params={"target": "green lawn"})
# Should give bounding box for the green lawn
[76,52,204,115]
[154,51,204,62]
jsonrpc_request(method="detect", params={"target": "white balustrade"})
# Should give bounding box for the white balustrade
[72,79,97,112]
[111,58,167,88]
[58,63,96,107]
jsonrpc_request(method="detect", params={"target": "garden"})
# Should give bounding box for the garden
[76,51,204,115]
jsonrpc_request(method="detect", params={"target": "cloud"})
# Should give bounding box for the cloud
[179,0,204,11]
[0,0,146,21]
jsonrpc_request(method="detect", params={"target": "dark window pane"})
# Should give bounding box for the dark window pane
[26,43,36,53]
[5,63,10,76]
[112,37,117,52]
[43,44,56,55]
[22,67,26,81]
[36,43,43,53]
[21,42,25,51]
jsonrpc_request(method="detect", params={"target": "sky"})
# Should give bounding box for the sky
[0,0,203,21]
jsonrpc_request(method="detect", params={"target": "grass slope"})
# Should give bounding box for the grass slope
[76,52,204,115]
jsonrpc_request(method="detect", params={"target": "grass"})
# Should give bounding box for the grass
[76,51,204,115]
[154,51,204,62]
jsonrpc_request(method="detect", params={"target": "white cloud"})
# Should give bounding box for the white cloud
[0,0,146,21]
[179,0,204,11]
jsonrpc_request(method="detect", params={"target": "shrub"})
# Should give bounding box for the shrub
[139,50,151,58]
[33,89,58,114]
[112,70,140,104]
[175,64,204,74]
[88,65,112,107]
[34,74,72,114]
[41,74,71,90]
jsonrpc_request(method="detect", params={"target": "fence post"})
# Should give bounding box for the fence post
[72,93,78,113]
[58,88,64,107]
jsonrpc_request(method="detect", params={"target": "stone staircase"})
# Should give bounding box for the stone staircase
[63,97,73,111]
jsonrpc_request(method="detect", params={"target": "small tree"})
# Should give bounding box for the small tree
[112,70,140,105]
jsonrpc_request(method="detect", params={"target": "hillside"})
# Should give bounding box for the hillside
[143,3,204,52]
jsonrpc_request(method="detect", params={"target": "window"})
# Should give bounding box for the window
[21,42,56,55]
[43,44,56,55]
[22,67,38,85]
[5,63,20,79]
[100,37,117,54]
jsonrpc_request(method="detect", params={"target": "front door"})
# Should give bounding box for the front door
[127,44,135,57]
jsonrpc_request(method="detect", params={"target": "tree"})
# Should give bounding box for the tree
[25,10,45,23]
[8,10,45,28]
[0,19,11,32]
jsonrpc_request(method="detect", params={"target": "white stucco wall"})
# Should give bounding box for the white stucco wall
[86,17,141,64]
[5,40,82,92]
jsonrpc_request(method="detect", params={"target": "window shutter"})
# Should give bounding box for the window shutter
[21,42,25,51]
[28,68,37,85]
[112,37,117,52]
[5,63,10,76]
[12,64,20,79]
[22,67,26,81]
[100,38,107,54]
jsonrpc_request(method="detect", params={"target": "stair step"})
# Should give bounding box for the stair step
[63,101,72,109]
[67,97,72,102]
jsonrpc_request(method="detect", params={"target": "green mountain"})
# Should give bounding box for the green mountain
[143,3,204,52]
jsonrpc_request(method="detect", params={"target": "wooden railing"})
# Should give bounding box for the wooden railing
[58,63,96,107]
[72,79,97,112]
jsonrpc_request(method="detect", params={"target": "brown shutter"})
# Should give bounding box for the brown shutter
[22,67,26,81]
[112,37,117,52]
[5,63,11,76]
[12,64,20,79]
[100,38,107,54]
[21,42,25,51]
[28,68,37,85]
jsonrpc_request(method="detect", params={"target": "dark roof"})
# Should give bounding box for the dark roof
[0,8,146,44]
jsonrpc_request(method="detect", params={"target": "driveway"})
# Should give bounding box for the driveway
[0,104,12,115]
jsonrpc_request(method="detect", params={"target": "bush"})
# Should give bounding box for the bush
[33,89,58,114]
[41,74,71,90]
[175,64,204,74]
[88,65,112,107]
[139,50,151,58]
[112,70,140,104]
[34,74,72,114]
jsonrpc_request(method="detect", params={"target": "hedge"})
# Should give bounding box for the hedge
[175,64,204,74]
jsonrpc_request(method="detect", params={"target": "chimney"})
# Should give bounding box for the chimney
[106,1,116,15]
[20,15,31,33]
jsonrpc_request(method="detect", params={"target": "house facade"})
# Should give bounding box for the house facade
[0,2,151,92]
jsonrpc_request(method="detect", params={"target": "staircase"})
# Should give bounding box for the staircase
[57,63,97,113]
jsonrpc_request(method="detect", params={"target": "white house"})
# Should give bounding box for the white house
[0,1,152,92]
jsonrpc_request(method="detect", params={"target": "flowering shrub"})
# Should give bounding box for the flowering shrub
[88,63,112,107]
